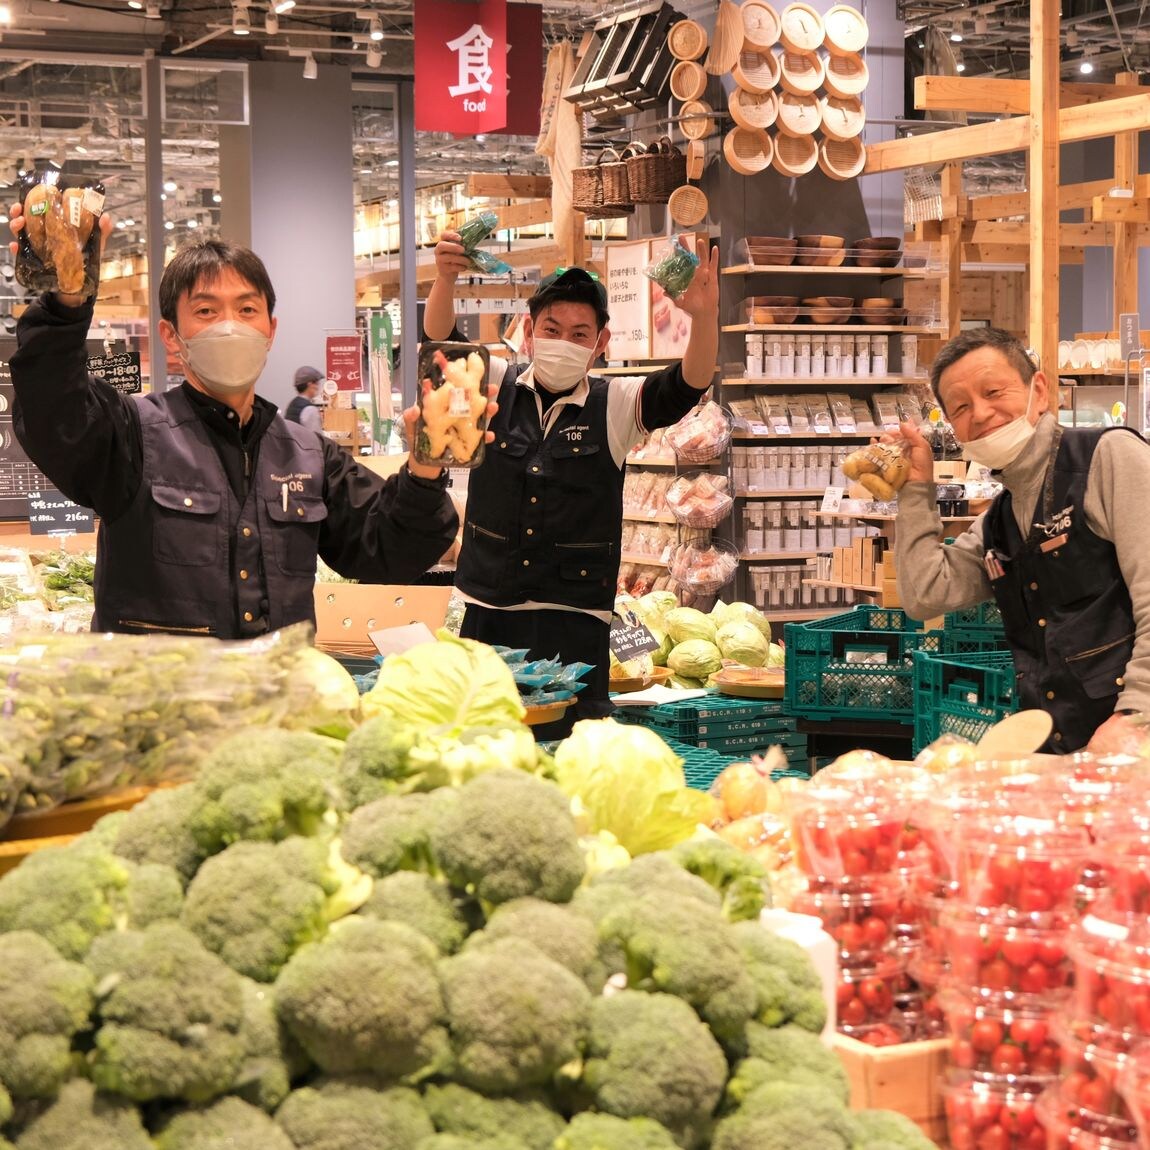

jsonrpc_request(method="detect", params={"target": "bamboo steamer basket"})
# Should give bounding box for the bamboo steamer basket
[771,131,818,176]
[669,184,710,227]
[824,4,869,54]
[776,90,822,137]
[818,135,866,181]
[686,138,706,180]
[706,0,744,75]
[778,48,825,95]
[733,46,781,94]
[741,0,781,50]
[728,86,778,131]
[819,93,865,140]
[669,18,708,61]
[670,59,708,102]
[824,51,869,97]
[723,126,774,175]
[779,2,824,52]
[679,99,716,140]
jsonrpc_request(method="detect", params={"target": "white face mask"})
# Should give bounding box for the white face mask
[177,320,270,396]
[959,380,1038,470]
[532,336,595,394]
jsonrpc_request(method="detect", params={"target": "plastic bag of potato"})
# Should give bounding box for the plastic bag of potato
[841,442,911,501]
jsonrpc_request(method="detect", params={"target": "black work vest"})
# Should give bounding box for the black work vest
[93,387,328,638]
[983,425,1139,752]
[455,368,624,612]
[284,395,312,424]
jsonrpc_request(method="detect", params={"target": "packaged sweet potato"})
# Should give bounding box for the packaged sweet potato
[413,341,491,469]
[16,165,106,299]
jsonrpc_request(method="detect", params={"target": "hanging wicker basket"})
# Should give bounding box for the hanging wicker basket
[626,137,687,204]
[602,142,643,211]
[572,148,635,219]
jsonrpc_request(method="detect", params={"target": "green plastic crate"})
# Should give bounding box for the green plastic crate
[613,693,789,739]
[695,730,807,754]
[912,648,1019,753]
[665,739,809,792]
[944,602,1003,630]
[784,607,945,722]
[941,602,1009,655]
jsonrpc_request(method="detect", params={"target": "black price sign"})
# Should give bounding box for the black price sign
[87,350,142,395]
[609,609,661,661]
[27,486,94,536]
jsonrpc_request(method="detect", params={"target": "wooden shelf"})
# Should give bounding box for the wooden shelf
[742,550,820,560]
[599,363,672,375]
[812,510,977,524]
[625,454,678,467]
[732,430,873,441]
[721,375,924,386]
[806,577,884,594]
[723,323,941,335]
[767,607,851,622]
[622,511,677,523]
[737,488,826,498]
[723,264,939,278]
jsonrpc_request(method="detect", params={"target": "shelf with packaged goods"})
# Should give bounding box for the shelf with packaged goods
[624,454,679,467]
[723,264,939,278]
[806,577,884,594]
[732,431,874,442]
[743,550,820,561]
[721,376,924,387]
[622,511,678,524]
[723,323,940,335]
[737,488,826,499]
[621,552,670,565]
[768,607,850,622]
[812,510,977,525]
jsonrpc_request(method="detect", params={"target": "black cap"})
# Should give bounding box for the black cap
[293,365,323,391]
[529,267,610,330]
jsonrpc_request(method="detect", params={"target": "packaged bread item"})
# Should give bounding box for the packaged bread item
[412,341,491,469]
[16,165,106,299]
[841,442,911,501]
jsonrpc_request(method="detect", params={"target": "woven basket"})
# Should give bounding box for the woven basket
[627,137,687,204]
[668,18,708,61]
[669,184,709,227]
[602,143,642,210]
[823,50,869,97]
[779,48,825,94]
[670,59,708,101]
[772,131,818,176]
[573,148,634,218]
[818,135,867,180]
[729,86,778,131]
[734,46,781,93]
[679,99,716,140]
[723,126,773,175]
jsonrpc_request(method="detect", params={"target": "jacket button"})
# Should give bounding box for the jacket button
[522,559,530,567]
[500,441,508,449]
[530,497,537,504]
[242,527,252,537]
[240,569,249,580]
[243,611,253,622]
[1053,732,1063,742]
[580,569,588,576]
[297,508,305,516]
[1038,618,1046,627]
[526,528,534,536]
[184,497,193,507]
[1029,582,1038,591]
[531,466,539,473]
[573,447,580,453]
[1046,690,1055,700]
[1117,676,1125,686]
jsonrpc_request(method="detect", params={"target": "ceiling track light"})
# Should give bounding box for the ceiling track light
[368,13,383,40]
[273,0,294,11]
[302,51,317,79]
[366,44,382,66]
[264,5,278,33]
[232,2,250,34]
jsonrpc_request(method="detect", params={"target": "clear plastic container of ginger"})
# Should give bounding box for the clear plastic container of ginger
[16,165,106,299]
[412,341,491,469]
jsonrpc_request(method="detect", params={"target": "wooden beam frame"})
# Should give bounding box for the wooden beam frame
[915,74,1144,115]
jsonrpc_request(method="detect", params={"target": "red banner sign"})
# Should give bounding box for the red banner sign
[326,335,364,392]
[494,3,542,137]
[415,0,508,133]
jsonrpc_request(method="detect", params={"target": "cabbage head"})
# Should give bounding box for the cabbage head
[665,607,717,645]
[766,642,786,668]
[712,600,771,644]
[636,590,679,633]
[715,621,769,667]
[666,638,723,679]
[609,650,655,679]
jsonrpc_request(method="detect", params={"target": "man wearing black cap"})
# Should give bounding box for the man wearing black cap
[286,366,324,431]
[425,231,719,737]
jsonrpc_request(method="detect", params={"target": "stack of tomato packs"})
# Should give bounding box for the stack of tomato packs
[917,754,1150,1150]
[785,752,925,1048]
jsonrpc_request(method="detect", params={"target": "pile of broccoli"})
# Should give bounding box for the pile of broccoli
[0,722,941,1150]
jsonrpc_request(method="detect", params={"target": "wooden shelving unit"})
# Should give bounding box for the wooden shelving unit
[722,264,938,278]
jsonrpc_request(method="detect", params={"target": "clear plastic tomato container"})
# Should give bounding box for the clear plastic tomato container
[1115,1039,1150,1150]
[786,780,910,884]
[792,874,904,959]
[1052,1013,1139,1134]
[907,867,961,957]
[836,952,906,1034]
[943,1074,1048,1150]
[1067,911,1150,1037]
[940,903,1074,1002]
[940,985,1062,1085]
[1037,1083,1141,1150]
[1092,829,1150,916]
[908,951,948,1038]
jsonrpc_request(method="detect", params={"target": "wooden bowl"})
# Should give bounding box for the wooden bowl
[858,296,896,310]
[852,248,902,268]
[855,235,902,250]
[745,294,799,324]
[795,233,845,265]
[856,306,908,326]
[803,295,853,324]
[747,235,797,266]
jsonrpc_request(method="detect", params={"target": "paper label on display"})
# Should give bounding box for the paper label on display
[820,486,844,513]
[370,621,436,657]
[82,188,106,215]
[448,386,470,417]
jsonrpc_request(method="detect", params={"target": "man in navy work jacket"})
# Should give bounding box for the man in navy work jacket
[8,206,466,639]
[424,233,719,737]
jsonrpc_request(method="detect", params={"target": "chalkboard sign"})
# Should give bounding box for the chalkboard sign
[609,609,660,661]
[27,486,95,536]
[0,341,54,521]
[87,350,142,395]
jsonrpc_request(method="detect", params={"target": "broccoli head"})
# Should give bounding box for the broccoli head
[0,931,94,1100]
[417,1138,530,1150]
[711,1103,856,1150]
[594,891,758,1048]
[360,870,476,954]
[577,990,727,1150]
[187,728,345,852]
[575,853,722,921]
[422,1082,565,1150]
[274,1079,435,1150]
[181,835,370,982]
[669,839,769,923]
[0,1081,12,1127]
[464,897,606,991]
[731,1023,850,1105]
[728,921,827,1035]
[0,837,182,960]
[154,1096,295,1150]
[13,1079,152,1150]
[440,937,591,1095]
[340,791,455,879]
[274,917,449,1080]
[852,1108,938,1150]
[233,977,310,1112]
[341,718,426,807]
[724,1080,858,1145]
[84,921,246,1103]
[555,1112,681,1150]
[430,770,584,907]
[104,784,208,885]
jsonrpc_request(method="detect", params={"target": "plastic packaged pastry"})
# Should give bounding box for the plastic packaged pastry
[413,341,491,468]
[16,165,106,299]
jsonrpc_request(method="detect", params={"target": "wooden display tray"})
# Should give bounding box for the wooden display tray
[523,699,575,726]
[834,1033,950,1142]
[608,666,674,693]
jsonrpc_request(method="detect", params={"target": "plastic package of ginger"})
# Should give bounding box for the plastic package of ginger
[412,341,491,469]
[16,165,106,300]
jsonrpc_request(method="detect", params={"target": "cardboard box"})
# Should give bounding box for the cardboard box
[313,582,453,655]
[834,1034,950,1141]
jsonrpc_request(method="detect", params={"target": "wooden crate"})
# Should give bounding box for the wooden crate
[834,1034,950,1143]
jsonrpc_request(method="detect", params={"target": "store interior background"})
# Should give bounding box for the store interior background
[0,0,1149,410]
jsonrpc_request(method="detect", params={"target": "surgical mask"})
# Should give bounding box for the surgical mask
[959,381,1037,470]
[531,337,594,394]
[176,320,270,396]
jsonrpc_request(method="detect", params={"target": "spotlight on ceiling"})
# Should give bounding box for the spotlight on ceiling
[163,179,177,192]
[273,0,294,11]
[1079,57,1094,74]
[366,44,382,66]
[368,13,383,40]
[127,1,143,9]
[950,27,963,43]
[956,60,966,72]
[302,51,317,79]
[232,3,250,34]
[264,6,278,33]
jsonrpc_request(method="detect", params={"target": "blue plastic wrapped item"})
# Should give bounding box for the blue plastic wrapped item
[492,646,594,706]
